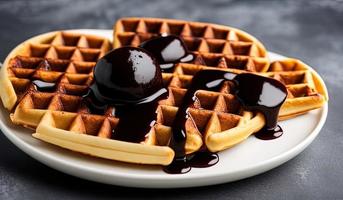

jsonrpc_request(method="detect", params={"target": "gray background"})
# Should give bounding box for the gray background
[0,0,342,199]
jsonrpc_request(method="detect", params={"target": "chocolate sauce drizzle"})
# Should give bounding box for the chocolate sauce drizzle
[84,35,288,174]
[233,73,287,140]
[139,35,194,72]
[165,70,287,174]
[139,35,222,173]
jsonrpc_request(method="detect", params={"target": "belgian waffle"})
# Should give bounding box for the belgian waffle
[0,19,328,166]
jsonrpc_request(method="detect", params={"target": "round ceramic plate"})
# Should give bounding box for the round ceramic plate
[0,29,328,188]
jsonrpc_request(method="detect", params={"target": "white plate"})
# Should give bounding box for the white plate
[0,29,328,188]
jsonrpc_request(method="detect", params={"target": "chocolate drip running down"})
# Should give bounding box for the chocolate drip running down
[139,35,222,173]
[165,70,288,174]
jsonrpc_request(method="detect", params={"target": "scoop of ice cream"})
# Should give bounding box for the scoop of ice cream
[93,47,163,102]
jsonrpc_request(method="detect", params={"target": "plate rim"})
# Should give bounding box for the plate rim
[0,29,329,188]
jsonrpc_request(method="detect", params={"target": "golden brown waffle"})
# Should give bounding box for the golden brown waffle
[0,19,328,166]
[114,17,268,58]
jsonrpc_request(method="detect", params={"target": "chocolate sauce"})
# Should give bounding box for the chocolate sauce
[234,73,287,129]
[111,88,167,142]
[169,70,233,159]
[32,80,56,92]
[255,125,283,140]
[165,70,287,174]
[163,152,219,174]
[189,151,219,168]
[84,47,167,143]
[163,158,191,174]
[139,35,194,72]
[83,36,287,175]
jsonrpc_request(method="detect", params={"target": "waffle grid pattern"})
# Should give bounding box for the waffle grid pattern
[115,18,267,58]
[167,62,320,104]
[117,32,262,57]
[7,32,110,106]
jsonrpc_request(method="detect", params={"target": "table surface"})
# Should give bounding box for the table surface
[0,0,342,199]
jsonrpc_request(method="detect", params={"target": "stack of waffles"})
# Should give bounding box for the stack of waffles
[0,18,328,165]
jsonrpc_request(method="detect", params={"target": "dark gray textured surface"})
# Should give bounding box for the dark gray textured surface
[0,0,342,199]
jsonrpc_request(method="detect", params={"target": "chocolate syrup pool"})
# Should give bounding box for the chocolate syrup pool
[165,70,287,174]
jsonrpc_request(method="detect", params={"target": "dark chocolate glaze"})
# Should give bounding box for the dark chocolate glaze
[165,70,287,174]
[82,36,287,174]
[32,80,56,92]
[169,70,229,159]
[234,73,287,129]
[139,35,194,73]
[111,89,167,142]
[83,47,167,143]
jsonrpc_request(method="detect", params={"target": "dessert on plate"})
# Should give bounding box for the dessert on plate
[0,18,328,174]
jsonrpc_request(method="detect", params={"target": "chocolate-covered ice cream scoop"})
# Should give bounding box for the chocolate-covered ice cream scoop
[94,47,163,102]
